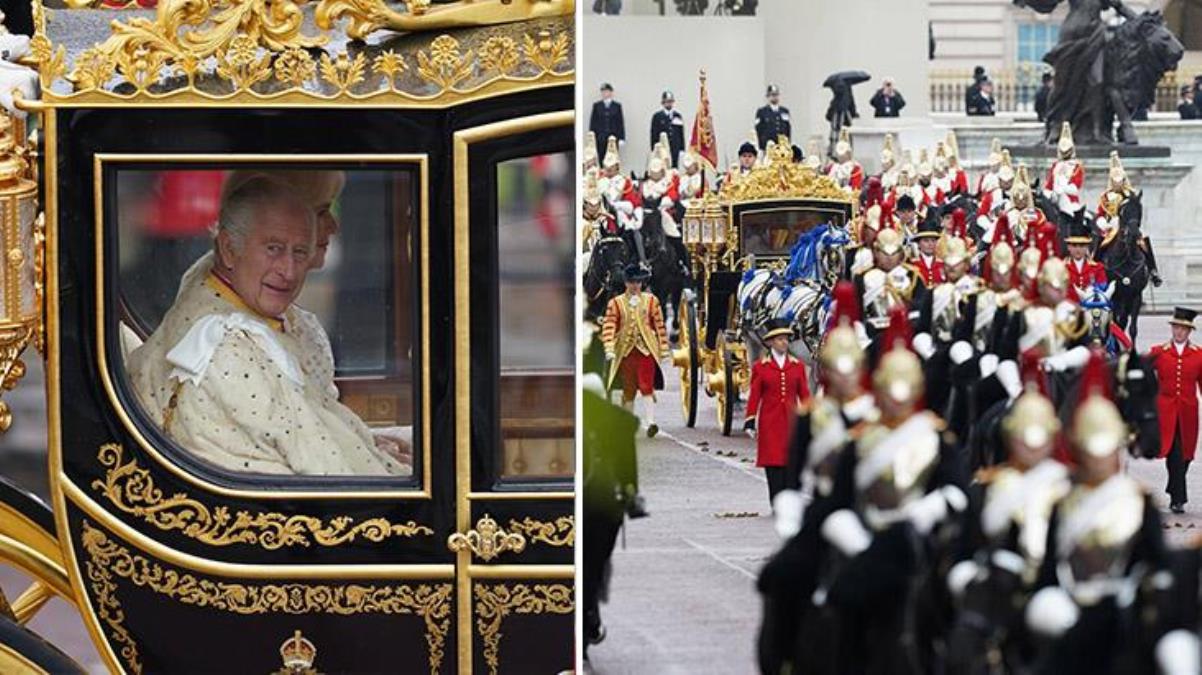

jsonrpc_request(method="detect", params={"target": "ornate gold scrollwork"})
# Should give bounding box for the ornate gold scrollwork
[718,135,857,207]
[474,583,573,675]
[93,443,433,549]
[81,521,453,675]
[27,0,574,103]
[446,514,525,562]
[315,0,574,41]
[505,516,573,547]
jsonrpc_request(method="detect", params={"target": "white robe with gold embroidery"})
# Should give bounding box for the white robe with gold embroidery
[128,255,408,476]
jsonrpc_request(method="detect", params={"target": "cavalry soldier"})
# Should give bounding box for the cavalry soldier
[848,202,886,277]
[972,220,1024,356]
[1044,121,1085,220]
[583,130,599,173]
[945,130,970,197]
[757,282,875,675]
[975,150,1015,239]
[1095,151,1134,242]
[1148,308,1202,514]
[976,138,1004,197]
[599,136,644,260]
[649,90,685,167]
[814,307,967,675]
[744,318,811,505]
[1010,164,1058,257]
[581,171,617,248]
[856,227,928,349]
[916,148,945,211]
[945,363,1070,673]
[911,218,944,286]
[602,264,670,437]
[1065,221,1107,302]
[1024,351,1169,674]
[932,142,953,198]
[827,127,864,192]
[878,133,900,192]
[1009,258,1091,373]
[893,193,920,239]
[755,84,792,151]
[918,236,978,350]
[677,151,705,204]
[641,156,689,268]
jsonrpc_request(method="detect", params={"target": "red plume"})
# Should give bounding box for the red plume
[951,208,967,238]
[864,176,884,209]
[829,280,861,329]
[1077,348,1113,403]
[881,304,913,354]
[879,201,895,229]
[992,213,1014,248]
[1020,349,1050,397]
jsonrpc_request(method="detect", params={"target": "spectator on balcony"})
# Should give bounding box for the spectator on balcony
[965,65,987,113]
[870,78,906,118]
[967,77,996,116]
[589,83,626,149]
[592,0,621,14]
[1035,72,1053,122]
[1179,86,1199,120]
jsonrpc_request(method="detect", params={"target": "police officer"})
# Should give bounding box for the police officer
[755,84,791,151]
[650,90,685,168]
[589,82,626,149]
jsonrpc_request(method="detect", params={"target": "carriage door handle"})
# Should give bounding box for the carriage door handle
[447,514,526,561]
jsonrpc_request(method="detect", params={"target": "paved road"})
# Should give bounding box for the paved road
[586,314,1202,675]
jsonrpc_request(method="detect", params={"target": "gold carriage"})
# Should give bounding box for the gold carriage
[0,1,576,673]
[672,140,856,436]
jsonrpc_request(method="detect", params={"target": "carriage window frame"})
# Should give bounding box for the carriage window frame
[94,153,434,499]
[735,202,853,259]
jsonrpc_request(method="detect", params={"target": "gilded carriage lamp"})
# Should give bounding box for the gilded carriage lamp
[0,109,39,433]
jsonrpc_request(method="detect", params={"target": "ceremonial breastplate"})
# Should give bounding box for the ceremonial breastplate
[855,423,940,530]
[1021,302,1084,355]
[930,283,960,342]
[1055,477,1145,605]
[982,463,1070,578]
[862,268,914,330]
[807,398,848,497]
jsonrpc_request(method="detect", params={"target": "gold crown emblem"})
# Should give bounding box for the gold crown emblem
[274,630,319,675]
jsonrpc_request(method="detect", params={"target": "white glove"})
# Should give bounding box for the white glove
[604,352,615,362]
[1156,629,1201,675]
[905,486,966,536]
[979,353,1000,378]
[662,197,674,208]
[1042,345,1090,373]
[996,359,1022,400]
[772,489,805,540]
[949,340,974,366]
[821,509,872,557]
[946,559,981,599]
[913,332,936,360]
[1026,586,1079,638]
[746,428,757,440]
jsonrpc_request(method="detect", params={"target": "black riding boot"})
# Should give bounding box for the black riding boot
[1143,236,1162,286]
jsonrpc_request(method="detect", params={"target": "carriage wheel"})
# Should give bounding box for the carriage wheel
[720,345,737,437]
[677,300,699,428]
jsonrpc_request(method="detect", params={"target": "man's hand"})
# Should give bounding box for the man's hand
[1152,271,1163,288]
[605,351,615,362]
[744,419,757,439]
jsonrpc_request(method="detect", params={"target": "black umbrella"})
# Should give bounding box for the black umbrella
[823,70,872,89]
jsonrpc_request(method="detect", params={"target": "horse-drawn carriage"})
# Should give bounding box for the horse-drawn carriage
[672,141,856,435]
[0,1,575,673]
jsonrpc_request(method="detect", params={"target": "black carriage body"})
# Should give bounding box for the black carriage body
[47,87,574,674]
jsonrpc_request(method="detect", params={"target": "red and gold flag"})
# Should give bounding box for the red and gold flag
[690,70,719,172]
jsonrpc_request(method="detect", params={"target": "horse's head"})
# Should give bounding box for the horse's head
[1080,287,1114,349]
[1118,190,1144,242]
[1115,350,1161,459]
[595,236,629,291]
[819,226,850,289]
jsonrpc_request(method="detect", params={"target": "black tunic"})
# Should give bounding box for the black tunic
[755,104,792,150]
[589,99,626,145]
[649,108,685,167]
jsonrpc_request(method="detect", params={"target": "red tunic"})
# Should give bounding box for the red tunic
[746,354,811,467]
[912,255,945,286]
[1066,258,1107,302]
[1149,341,1202,461]
[1022,209,1059,258]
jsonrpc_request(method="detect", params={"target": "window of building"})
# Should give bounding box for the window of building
[1017,22,1060,67]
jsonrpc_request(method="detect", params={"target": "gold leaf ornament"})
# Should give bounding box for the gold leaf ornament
[216,34,273,90]
[71,48,117,92]
[274,46,318,88]
[416,35,473,91]
[523,29,569,73]
[91,444,433,550]
[81,522,453,675]
[506,516,574,547]
[475,583,573,675]
[371,50,406,88]
[318,51,367,93]
[479,36,519,74]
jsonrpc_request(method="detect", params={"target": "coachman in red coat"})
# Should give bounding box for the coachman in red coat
[1148,307,1202,512]
[744,319,811,504]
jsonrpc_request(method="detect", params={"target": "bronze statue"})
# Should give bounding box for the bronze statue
[1015,0,1183,145]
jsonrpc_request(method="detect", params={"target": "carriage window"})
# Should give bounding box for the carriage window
[112,165,419,480]
[739,208,847,257]
[497,153,575,481]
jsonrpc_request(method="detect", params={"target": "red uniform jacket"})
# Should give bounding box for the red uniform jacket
[1044,160,1085,208]
[1066,258,1107,302]
[912,254,945,287]
[950,167,969,196]
[1023,209,1059,258]
[1149,341,1202,461]
[746,354,810,467]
